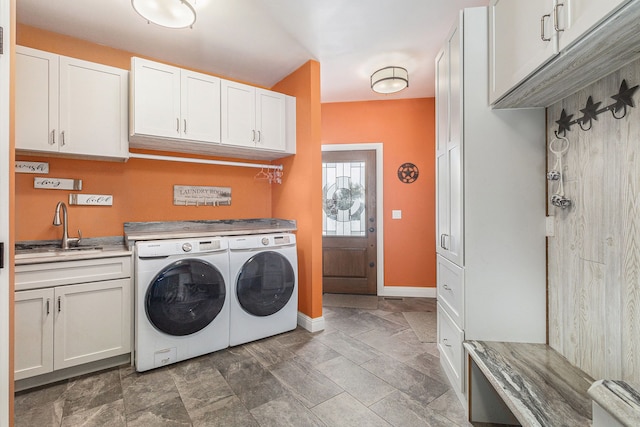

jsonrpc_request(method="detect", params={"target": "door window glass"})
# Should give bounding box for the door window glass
[236,251,294,316]
[322,161,366,236]
[146,259,226,336]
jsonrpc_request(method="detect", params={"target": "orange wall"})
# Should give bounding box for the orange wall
[15,25,320,320]
[271,61,323,318]
[15,25,275,241]
[321,98,436,288]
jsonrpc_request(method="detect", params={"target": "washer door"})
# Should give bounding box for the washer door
[236,251,295,316]
[146,259,226,336]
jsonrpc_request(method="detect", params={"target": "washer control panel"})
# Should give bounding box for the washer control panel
[137,238,226,257]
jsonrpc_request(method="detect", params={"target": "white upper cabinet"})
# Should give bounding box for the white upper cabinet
[489,0,559,104]
[16,46,129,161]
[130,57,221,143]
[131,58,295,160]
[490,0,634,107]
[221,80,286,152]
[555,0,629,50]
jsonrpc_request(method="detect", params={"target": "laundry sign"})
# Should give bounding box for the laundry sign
[173,185,231,206]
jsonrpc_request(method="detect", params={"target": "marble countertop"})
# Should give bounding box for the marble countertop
[124,218,297,243]
[589,380,640,427]
[15,237,131,265]
[464,340,594,427]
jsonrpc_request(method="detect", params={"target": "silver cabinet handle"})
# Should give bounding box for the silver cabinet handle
[443,338,452,348]
[257,130,261,142]
[176,118,180,133]
[60,131,65,146]
[553,3,564,32]
[443,284,451,291]
[440,234,449,250]
[252,130,256,142]
[46,298,50,315]
[184,119,187,134]
[57,296,61,313]
[50,129,56,145]
[541,14,551,41]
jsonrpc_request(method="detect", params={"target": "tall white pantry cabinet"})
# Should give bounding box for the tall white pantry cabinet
[435,7,547,404]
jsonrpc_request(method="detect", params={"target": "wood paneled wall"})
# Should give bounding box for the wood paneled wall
[547,57,640,382]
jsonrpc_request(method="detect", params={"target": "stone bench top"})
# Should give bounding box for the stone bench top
[464,340,594,427]
[589,379,640,427]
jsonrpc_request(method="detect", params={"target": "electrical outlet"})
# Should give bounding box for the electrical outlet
[545,216,555,237]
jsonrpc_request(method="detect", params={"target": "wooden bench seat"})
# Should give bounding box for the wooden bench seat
[464,340,594,427]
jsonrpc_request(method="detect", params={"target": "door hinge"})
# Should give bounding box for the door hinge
[0,27,3,55]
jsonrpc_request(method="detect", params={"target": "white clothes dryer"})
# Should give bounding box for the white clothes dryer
[135,237,230,372]
[228,233,298,346]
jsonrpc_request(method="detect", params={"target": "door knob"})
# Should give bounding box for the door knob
[369,262,375,267]
[368,227,375,233]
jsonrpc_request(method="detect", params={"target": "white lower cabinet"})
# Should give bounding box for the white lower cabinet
[437,303,464,391]
[15,257,132,381]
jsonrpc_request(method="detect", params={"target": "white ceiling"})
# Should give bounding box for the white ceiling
[16,0,489,103]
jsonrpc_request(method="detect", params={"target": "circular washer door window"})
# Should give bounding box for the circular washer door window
[236,251,295,317]
[146,259,226,336]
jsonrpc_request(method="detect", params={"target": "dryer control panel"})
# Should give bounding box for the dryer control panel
[137,238,226,257]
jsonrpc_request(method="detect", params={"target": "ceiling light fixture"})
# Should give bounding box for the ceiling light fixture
[371,66,409,94]
[131,0,197,29]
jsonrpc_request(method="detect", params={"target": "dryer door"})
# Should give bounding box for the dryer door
[236,251,295,316]
[146,259,226,336]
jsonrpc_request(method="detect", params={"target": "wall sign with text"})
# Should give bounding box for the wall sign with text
[174,185,231,206]
[34,177,82,190]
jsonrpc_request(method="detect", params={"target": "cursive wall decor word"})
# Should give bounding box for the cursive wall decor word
[69,194,113,206]
[16,161,49,174]
[34,177,82,190]
[174,185,231,206]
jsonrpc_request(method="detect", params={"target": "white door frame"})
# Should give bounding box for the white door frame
[0,0,11,423]
[321,143,385,295]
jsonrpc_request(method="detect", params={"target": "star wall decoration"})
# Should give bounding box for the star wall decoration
[555,79,638,136]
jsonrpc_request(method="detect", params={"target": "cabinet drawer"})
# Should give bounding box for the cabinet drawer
[15,256,132,291]
[438,303,465,392]
[437,255,464,327]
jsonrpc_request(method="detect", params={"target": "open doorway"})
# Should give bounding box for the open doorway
[321,143,383,295]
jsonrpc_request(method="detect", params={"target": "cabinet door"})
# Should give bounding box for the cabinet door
[15,46,59,153]
[15,289,54,380]
[255,89,286,151]
[221,80,256,148]
[556,0,629,50]
[54,278,131,370]
[131,58,181,139]
[435,18,463,266]
[59,57,129,159]
[181,70,221,143]
[489,0,558,104]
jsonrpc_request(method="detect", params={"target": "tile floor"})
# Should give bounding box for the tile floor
[15,296,471,427]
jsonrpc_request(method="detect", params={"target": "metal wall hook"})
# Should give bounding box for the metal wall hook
[555,80,638,135]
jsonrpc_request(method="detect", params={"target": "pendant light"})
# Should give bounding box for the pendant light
[132,0,197,29]
[371,66,409,94]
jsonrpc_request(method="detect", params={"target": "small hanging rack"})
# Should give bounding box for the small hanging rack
[555,79,639,137]
[128,152,283,171]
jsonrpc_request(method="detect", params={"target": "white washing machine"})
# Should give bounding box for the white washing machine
[135,237,230,372]
[228,233,298,346]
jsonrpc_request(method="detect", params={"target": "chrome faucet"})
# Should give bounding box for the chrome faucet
[52,201,82,249]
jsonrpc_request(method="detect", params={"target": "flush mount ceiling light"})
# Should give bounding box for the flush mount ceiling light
[132,0,196,29]
[371,66,409,94]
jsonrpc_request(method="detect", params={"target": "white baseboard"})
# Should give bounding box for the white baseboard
[379,286,436,298]
[297,312,325,332]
